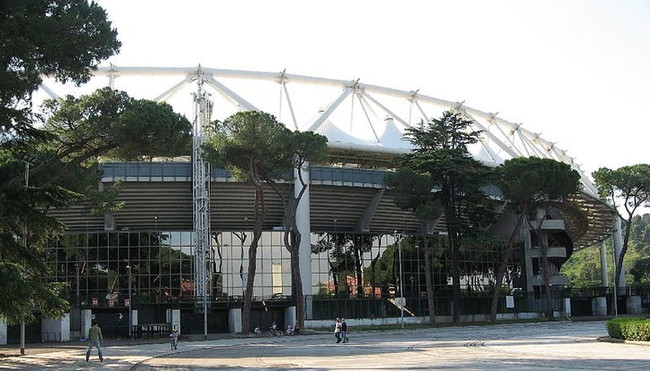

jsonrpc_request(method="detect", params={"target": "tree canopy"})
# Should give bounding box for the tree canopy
[0,87,191,324]
[397,110,496,323]
[1,0,121,142]
[203,110,329,333]
[0,0,123,327]
[489,156,582,321]
[593,164,650,290]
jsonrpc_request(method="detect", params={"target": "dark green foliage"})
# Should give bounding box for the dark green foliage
[498,157,582,217]
[203,111,293,182]
[203,110,328,332]
[1,89,190,325]
[607,317,650,341]
[42,87,192,162]
[593,165,650,290]
[0,0,121,141]
[563,214,650,286]
[395,110,497,323]
[0,0,124,327]
[489,156,582,321]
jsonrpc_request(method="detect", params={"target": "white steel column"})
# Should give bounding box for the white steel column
[193,68,212,340]
[294,163,312,319]
[612,215,626,287]
[599,241,609,287]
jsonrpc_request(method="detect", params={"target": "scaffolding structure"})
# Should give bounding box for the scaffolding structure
[192,70,212,338]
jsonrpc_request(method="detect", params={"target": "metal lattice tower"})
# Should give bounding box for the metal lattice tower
[192,69,212,313]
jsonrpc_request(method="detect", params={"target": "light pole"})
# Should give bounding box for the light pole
[75,262,81,339]
[126,263,132,338]
[611,230,618,317]
[20,160,30,355]
[394,231,405,329]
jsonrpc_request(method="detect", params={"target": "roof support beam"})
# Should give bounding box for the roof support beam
[355,189,385,233]
[203,74,258,111]
[305,87,353,132]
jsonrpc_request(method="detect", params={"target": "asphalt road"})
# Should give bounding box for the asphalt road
[136,320,650,370]
[1,320,649,370]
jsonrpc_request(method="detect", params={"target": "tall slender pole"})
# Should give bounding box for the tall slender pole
[611,233,618,317]
[76,263,80,339]
[127,264,132,338]
[395,231,404,329]
[193,67,212,341]
[21,161,30,355]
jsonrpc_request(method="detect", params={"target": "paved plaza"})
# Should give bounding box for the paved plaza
[1,320,649,370]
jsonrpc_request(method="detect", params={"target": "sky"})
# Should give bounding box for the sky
[91,0,649,182]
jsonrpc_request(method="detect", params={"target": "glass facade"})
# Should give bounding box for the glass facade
[48,229,510,318]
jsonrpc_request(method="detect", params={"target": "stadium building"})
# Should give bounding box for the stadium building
[2,67,624,343]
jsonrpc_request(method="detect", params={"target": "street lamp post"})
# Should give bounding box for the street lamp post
[75,262,81,339]
[611,230,618,317]
[394,231,405,329]
[20,160,31,355]
[126,263,132,338]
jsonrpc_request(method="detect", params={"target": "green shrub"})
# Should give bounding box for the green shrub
[607,317,650,341]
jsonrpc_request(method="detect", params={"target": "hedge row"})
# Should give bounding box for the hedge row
[606,317,650,341]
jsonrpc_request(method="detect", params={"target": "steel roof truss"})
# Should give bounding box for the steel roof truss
[155,74,197,102]
[357,94,382,144]
[305,87,353,132]
[203,75,258,111]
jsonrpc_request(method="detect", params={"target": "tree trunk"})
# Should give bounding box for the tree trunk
[489,214,524,322]
[354,248,364,297]
[612,213,633,315]
[451,233,461,323]
[241,186,265,334]
[539,229,554,320]
[290,245,305,329]
[424,238,436,325]
[285,228,305,330]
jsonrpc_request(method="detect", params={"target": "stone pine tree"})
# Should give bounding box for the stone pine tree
[260,130,328,330]
[1,1,118,352]
[203,111,328,333]
[593,164,650,311]
[385,167,443,324]
[397,110,495,323]
[0,0,120,353]
[489,157,582,321]
[203,111,285,334]
[0,88,191,350]
[1,0,121,141]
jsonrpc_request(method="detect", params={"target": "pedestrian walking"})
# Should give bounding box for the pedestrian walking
[341,318,349,343]
[170,328,179,350]
[85,320,104,362]
[334,318,342,343]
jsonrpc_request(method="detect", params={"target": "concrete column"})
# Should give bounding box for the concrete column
[612,216,626,287]
[132,309,139,326]
[81,309,92,340]
[591,297,607,316]
[41,314,70,342]
[522,219,535,292]
[228,308,242,333]
[564,298,571,318]
[626,296,642,314]
[285,306,297,329]
[294,162,313,319]
[599,241,609,287]
[166,309,181,334]
[0,318,7,345]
